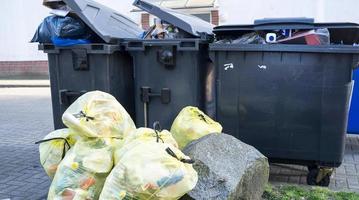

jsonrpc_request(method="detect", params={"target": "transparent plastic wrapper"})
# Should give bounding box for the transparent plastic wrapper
[99,140,198,200]
[37,129,77,179]
[215,39,231,44]
[171,106,223,149]
[62,91,136,139]
[232,32,266,44]
[215,32,266,45]
[48,138,122,200]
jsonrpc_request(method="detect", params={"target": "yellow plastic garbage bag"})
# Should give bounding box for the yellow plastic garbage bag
[115,127,179,164]
[37,129,77,179]
[99,141,198,200]
[124,127,179,148]
[62,91,136,138]
[48,138,122,200]
[171,106,223,149]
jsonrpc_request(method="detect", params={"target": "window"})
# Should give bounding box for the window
[191,13,211,23]
[144,0,216,9]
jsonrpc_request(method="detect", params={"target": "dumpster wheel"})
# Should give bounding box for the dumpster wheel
[307,166,333,187]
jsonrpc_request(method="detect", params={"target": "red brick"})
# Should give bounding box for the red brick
[0,60,49,77]
[141,13,150,30]
[211,10,219,25]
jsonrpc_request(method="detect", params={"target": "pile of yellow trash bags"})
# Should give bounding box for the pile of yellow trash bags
[37,91,222,200]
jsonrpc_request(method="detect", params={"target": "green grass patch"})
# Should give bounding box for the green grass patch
[262,184,359,200]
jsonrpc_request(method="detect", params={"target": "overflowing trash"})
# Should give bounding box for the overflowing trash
[216,32,266,44]
[37,91,219,199]
[143,18,183,39]
[216,28,330,45]
[41,91,135,199]
[273,28,330,45]
[31,15,96,45]
[171,106,223,150]
[32,0,142,46]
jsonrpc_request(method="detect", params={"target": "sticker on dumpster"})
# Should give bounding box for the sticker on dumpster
[258,65,267,70]
[224,63,234,71]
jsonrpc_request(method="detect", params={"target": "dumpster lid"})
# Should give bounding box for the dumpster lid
[63,0,143,43]
[214,18,359,32]
[213,18,359,44]
[133,0,214,38]
[254,17,315,26]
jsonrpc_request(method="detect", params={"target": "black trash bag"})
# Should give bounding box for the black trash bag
[43,0,66,9]
[31,15,97,43]
[232,32,266,44]
[215,32,266,44]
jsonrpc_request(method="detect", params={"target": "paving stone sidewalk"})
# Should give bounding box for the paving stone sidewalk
[0,88,53,200]
[269,135,359,193]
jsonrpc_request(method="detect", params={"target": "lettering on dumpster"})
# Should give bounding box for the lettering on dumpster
[224,63,234,71]
[258,65,267,70]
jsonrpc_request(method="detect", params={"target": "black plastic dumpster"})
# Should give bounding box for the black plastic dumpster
[125,0,214,129]
[210,18,359,186]
[39,0,143,129]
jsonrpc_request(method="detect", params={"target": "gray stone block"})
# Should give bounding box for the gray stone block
[183,133,269,200]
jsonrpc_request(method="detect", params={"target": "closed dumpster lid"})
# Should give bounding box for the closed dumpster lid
[214,18,359,44]
[133,0,214,38]
[63,0,143,43]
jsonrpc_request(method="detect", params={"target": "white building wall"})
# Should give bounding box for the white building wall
[218,0,359,25]
[0,0,51,61]
[1,0,359,61]
[0,0,136,61]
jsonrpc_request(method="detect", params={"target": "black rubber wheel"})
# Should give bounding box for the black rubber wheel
[307,168,331,187]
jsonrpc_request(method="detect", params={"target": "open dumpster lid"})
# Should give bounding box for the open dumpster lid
[63,0,143,43]
[133,0,214,38]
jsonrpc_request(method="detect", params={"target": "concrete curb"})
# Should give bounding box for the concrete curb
[0,85,50,88]
[0,80,50,88]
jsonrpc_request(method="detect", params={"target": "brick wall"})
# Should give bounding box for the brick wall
[0,61,49,78]
[141,13,150,30]
[211,10,219,25]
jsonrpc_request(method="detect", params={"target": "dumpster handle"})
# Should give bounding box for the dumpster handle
[72,49,89,71]
[178,41,199,51]
[38,44,60,53]
[141,87,171,127]
[59,90,87,106]
[126,41,145,51]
